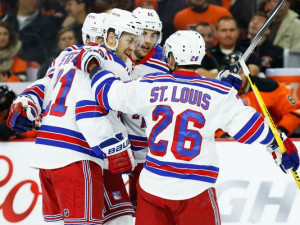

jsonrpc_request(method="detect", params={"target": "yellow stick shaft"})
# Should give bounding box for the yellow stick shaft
[239,60,300,189]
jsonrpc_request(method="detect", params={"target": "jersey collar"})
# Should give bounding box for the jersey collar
[172,70,202,79]
[129,47,156,65]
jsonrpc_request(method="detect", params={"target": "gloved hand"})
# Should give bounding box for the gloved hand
[74,45,107,73]
[223,51,243,73]
[267,133,299,173]
[217,70,242,91]
[100,133,136,174]
[7,95,38,133]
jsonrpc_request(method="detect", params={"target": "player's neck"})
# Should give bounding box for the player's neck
[131,51,143,62]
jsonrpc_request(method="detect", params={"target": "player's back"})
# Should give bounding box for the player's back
[103,70,271,200]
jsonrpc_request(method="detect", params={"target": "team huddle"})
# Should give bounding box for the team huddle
[7,7,300,225]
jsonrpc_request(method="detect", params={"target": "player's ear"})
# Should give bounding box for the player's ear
[106,32,116,48]
[84,38,90,46]
[168,54,176,71]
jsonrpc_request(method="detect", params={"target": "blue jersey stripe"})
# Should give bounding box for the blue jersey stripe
[22,84,45,107]
[91,70,112,87]
[128,134,147,142]
[76,112,104,120]
[131,146,146,151]
[39,125,86,140]
[233,112,261,140]
[245,122,265,144]
[144,62,169,73]
[146,156,219,171]
[260,128,274,144]
[36,138,98,158]
[76,100,98,107]
[144,163,218,183]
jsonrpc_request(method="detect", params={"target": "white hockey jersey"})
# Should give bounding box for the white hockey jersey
[91,69,274,200]
[123,45,169,162]
[22,45,129,169]
[102,49,150,162]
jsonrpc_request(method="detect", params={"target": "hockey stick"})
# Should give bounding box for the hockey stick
[232,0,300,188]
[239,60,300,189]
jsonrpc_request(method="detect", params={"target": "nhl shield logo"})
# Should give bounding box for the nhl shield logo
[112,191,122,200]
[64,209,70,217]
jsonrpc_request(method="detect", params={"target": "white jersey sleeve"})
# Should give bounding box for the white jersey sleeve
[101,50,148,162]
[29,47,129,170]
[91,70,274,200]
[123,45,169,162]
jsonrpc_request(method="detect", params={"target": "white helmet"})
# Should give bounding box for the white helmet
[163,30,206,66]
[82,13,106,44]
[132,7,162,45]
[102,8,143,50]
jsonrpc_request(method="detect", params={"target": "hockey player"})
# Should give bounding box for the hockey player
[85,30,299,225]
[80,11,139,225]
[76,8,144,224]
[126,7,169,209]
[6,13,136,225]
[129,7,169,78]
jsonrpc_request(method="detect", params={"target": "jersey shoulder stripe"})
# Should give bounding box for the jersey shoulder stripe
[144,156,219,183]
[144,60,169,73]
[64,44,84,52]
[190,79,231,92]
[106,51,127,69]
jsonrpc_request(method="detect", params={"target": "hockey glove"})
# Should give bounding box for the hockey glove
[267,133,299,173]
[100,132,136,174]
[74,46,107,73]
[7,95,38,133]
[217,70,242,91]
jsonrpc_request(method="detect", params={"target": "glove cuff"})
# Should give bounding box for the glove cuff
[99,132,131,156]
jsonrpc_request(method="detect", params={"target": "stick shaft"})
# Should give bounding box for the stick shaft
[239,60,300,189]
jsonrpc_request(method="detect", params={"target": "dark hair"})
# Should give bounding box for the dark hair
[252,11,268,20]
[0,21,18,49]
[75,0,90,12]
[195,22,214,33]
[56,27,78,42]
[0,85,16,111]
[216,16,239,30]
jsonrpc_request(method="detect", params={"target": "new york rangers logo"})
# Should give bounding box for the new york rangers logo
[112,191,122,200]
[64,209,70,217]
